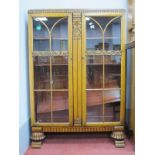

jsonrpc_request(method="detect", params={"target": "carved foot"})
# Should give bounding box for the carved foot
[31,132,45,148]
[115,140,125,147]
[111,126,125,148]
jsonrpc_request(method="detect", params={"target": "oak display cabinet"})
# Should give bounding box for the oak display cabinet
[28,9,126,148]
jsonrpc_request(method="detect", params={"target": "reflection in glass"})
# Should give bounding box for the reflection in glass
[86,90,120,122]
[35,91,51,123]
[87,56,103,89]
[52,57,68,89]
[52,56,68,65]
[86,55,121,89]
[86,55,103,64]
[104,56,121,88]
[52,40,68,51]
[33,17,50,51]
[87,39,103,50]
[34,56,50,65]
[87,65,103,89]
[52,91,69,122]
[33,56,50,89]
[86,18,102,50]
[86,16,121,50]
[35,91,69,123]
[87,91,103,122]
[33,40,49,51]
[104,17,121,50]
[51,18,68,51]
[33,17,68,51]
[104,90,120,122]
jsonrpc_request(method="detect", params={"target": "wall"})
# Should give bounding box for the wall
[27,0,127,10]
[19,0,127,155]
[19,1,30,155]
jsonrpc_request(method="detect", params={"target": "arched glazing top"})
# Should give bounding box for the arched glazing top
[33,17,68,51]
[86,16,121,51]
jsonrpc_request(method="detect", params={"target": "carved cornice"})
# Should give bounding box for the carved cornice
[28,9,125,14]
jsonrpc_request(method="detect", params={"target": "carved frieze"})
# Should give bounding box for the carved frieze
[42,126,114,132]
[86,50,122,56]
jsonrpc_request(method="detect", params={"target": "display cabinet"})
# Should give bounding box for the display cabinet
[28,9,126,148]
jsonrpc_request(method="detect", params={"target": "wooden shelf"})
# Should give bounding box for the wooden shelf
[34,64,68,66]
[34,38,49,40]
[33,37,119,40]
[87,63,120,66]
[52,64,68,66]
[105,63,120,67]
[34,63,120,66]
[86,37,120,40]
[33,37,68,40]
[87,91,120,106]
[34,64,50,66]
[34,89,68,92]
[37,90,120,114]
[86,88,120,91]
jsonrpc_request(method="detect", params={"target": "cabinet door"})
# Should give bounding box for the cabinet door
[29,13,73,126]
[82,13,126,126]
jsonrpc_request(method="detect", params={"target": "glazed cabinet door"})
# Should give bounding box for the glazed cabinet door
[81,13,126,126]
[29,13,73,126]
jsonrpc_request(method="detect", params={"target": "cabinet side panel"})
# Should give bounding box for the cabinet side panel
[28,14,35,125]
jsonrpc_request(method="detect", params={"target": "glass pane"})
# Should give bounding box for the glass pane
[33,56,50,89]
[86,16,121,50]
[104,90,120,122]
[86,56,103,89]
[86,90,121,123]
[87,91,103,122]
[35,91,51,123]
[33,17,68,51]
[52,91,69,122]
[35,91,69,123]
[52,56,68,89]
[86,17,102,50]
[104,17,121,50]
[52,40,68,51]
[33,17,50,51]
[33,40,49,51]
[51,18,68,51]
[52,56,68,65]
[104,56,121,88]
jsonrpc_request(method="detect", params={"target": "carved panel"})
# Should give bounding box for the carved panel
[73,13,82,40]
[32,126,42,132]
[74,118,81,126]
[113,126,124,131]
